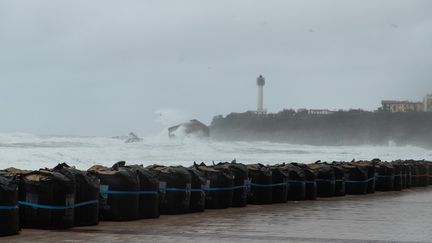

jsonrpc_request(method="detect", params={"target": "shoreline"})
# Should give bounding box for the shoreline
[6,187,432,243]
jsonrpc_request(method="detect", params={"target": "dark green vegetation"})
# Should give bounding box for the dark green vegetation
[210,110,432,147]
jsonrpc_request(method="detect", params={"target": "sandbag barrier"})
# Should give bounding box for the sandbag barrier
[0,172,20,236]
[1,159,431,236]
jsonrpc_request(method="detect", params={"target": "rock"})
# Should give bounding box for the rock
[125,132,142,143]
[168,119,210,138]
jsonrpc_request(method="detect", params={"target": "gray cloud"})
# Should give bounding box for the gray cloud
[0,0,431,136]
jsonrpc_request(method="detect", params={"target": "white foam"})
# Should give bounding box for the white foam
[0,132,431,170]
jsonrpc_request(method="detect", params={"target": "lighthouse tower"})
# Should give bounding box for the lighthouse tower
[256,75,266,114]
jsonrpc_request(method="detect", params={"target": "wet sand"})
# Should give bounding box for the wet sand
[5,187,432,243]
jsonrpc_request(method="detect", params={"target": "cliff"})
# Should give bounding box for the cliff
[209,110,432,147]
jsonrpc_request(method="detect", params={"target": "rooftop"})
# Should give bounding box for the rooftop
[381,100,423,104]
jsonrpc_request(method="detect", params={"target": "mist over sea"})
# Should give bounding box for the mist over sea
[1,132,431,170]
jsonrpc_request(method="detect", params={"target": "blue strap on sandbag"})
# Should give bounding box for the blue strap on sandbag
[287,179,306,184]
[249,182,288,188]
[315,179,336,183]
[100,189,158,195]
[345,177,375,184]
[190,188,205,192]
[304,180,315,184]
[0,204,18,210]
[231,185,248,190]
[204,186,236,191]
[161,187,189,192]
[375,174,394,179]
[18,200,98,210]
[203,183,248,191]
[204,181,288,191]
[314,178,372,184]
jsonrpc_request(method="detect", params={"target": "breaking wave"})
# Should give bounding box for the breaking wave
[0,132,431,170]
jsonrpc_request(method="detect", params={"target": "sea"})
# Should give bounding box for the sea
[1,132,431,170]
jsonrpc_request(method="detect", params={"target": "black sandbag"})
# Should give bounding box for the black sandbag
[401,163,409,189]
[279,163,306,201]
[414,161,429,187]
[0,172,20,236]
[186,167,206,212]
[1,168,32,176]
[390,162,403,191]
[196,163,234,209]
[133,166,160,218]
[374,161,395,191]
[331,164,346,196]
[428,162,432,186]
[147,165,191,214]
[409,161,421,187]
[112,162,160,219]
[20,170,75,229]
[402,162,412,188]
[408,162,420,187]
[88,164,140,221]
[392,161,408,189]
[247,164,272,205]
[214,161,248,207]
[404,162,413,188]
[270,166,289,203]
[341,164,368,195]
[52,163,100,226]
[1,168,31,232]
[292,163,316,200]
[354,161,376,193]
[308,163,335,197]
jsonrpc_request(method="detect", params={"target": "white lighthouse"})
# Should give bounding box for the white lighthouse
[256,75,266,114]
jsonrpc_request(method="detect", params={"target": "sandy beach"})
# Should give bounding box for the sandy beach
[5,187,432,243]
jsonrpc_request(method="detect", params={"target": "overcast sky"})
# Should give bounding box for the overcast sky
[0,0,431,136]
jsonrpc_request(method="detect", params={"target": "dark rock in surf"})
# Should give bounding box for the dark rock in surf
[125,132,143,143]
[168,119,210,138]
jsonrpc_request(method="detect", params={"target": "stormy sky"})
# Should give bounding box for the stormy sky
[0,0,431,136]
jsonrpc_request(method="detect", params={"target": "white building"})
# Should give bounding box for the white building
[381,100,424,113]
[308,109,334,115]
[424,94,432,112]
[256,75,266,114]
